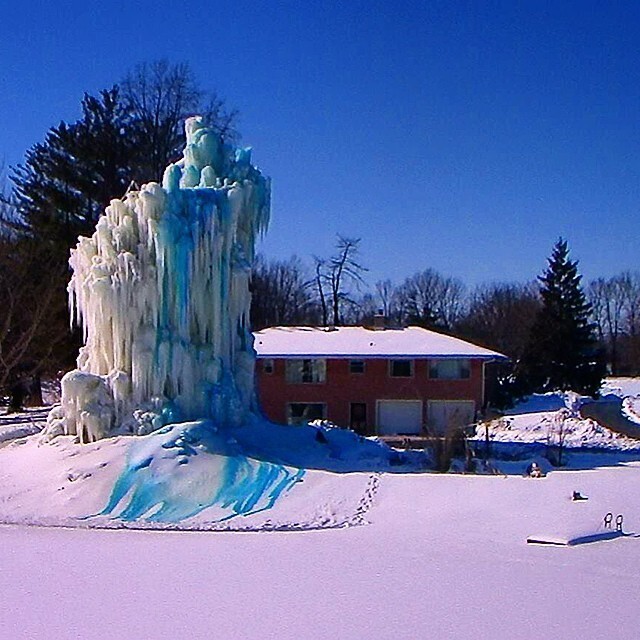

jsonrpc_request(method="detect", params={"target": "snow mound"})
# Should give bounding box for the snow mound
[622,396,640,425]
[0,416,426,530]
[474,410,640,452]
[601,376,640,398]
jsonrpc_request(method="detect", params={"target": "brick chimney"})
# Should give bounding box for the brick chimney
[372,310,387,330]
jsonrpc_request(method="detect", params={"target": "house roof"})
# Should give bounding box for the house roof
[253,326,507,360]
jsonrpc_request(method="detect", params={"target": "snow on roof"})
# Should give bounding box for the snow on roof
[253,326,507,360]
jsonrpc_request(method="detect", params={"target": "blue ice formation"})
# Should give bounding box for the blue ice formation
[98,421,304,524]
[47,116,270,442]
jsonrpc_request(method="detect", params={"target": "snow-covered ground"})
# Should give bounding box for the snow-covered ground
[1,378,640,638]
[1,463,640,639]
[471,378,640,455]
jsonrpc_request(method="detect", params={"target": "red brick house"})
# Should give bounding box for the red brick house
[254,325,507,436]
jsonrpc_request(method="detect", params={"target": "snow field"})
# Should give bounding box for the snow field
[1,463,639,639]
[0,378,640,637]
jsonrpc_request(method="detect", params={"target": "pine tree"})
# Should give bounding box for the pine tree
[516,239,605,396]
[11,87,136,247]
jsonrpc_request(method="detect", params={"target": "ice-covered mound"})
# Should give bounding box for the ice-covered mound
[0,417,427,530]
[96,422,305,524]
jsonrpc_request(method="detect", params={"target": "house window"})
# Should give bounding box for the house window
[349,359,365,374]
[262,358,274,374]
[429,359,471,380]
[285,359,326,383]
[287,402,326,425]
[389,359,413,377]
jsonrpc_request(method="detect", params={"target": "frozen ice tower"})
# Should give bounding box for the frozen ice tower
[47,117,270,443]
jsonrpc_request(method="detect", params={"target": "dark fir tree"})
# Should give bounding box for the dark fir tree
[10,61,238,247]
[515,239,605,396]
[11,87,135,247]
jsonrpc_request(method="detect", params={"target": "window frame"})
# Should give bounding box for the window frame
[285,358,327,384]
[349,359,365,375]
[428,358,471,380]
[389,359,414,378]
[286,402,327,425]
[349,401,368,433]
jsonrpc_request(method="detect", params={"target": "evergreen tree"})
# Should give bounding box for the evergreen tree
[10,61,238,247]
[11,87,136,247]
[515,239,605,396]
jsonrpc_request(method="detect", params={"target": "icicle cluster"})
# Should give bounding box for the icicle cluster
[47,117,270,443]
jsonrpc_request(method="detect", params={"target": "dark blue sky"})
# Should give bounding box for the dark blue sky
[2,1,639,289]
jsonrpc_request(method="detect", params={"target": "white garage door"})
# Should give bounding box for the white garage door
[427,401,475,435]
[377,400,423,436]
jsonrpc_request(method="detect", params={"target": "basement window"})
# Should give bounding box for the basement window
[287,403,326,425]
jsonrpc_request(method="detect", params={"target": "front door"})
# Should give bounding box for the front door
[350,402,368,435]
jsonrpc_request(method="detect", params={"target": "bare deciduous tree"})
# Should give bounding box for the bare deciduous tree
[0,238,71,409]
[250,254,318,330]
[397,268,466,331]
[456,282,540,359]
[122,60,239,183]
[588,276,627,374]
[314,236,367,326]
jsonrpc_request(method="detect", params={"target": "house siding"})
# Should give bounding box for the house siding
[256,357,485,434]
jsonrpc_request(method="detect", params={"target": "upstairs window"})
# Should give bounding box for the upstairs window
[389,359,413,377]
[262,359,274,374]
[429,359,471,380]
[349,359,365,374]
[285,359,326,383]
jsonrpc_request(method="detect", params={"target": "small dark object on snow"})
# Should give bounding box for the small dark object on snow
[604,512,613,528]
[572,491,588,501]
[616,514,624,532]
[525,462,544,478]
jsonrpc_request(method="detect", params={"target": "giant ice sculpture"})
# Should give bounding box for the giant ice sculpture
[47,117,270,443]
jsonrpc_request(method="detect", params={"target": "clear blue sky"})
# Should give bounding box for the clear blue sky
[1,1,639,290]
